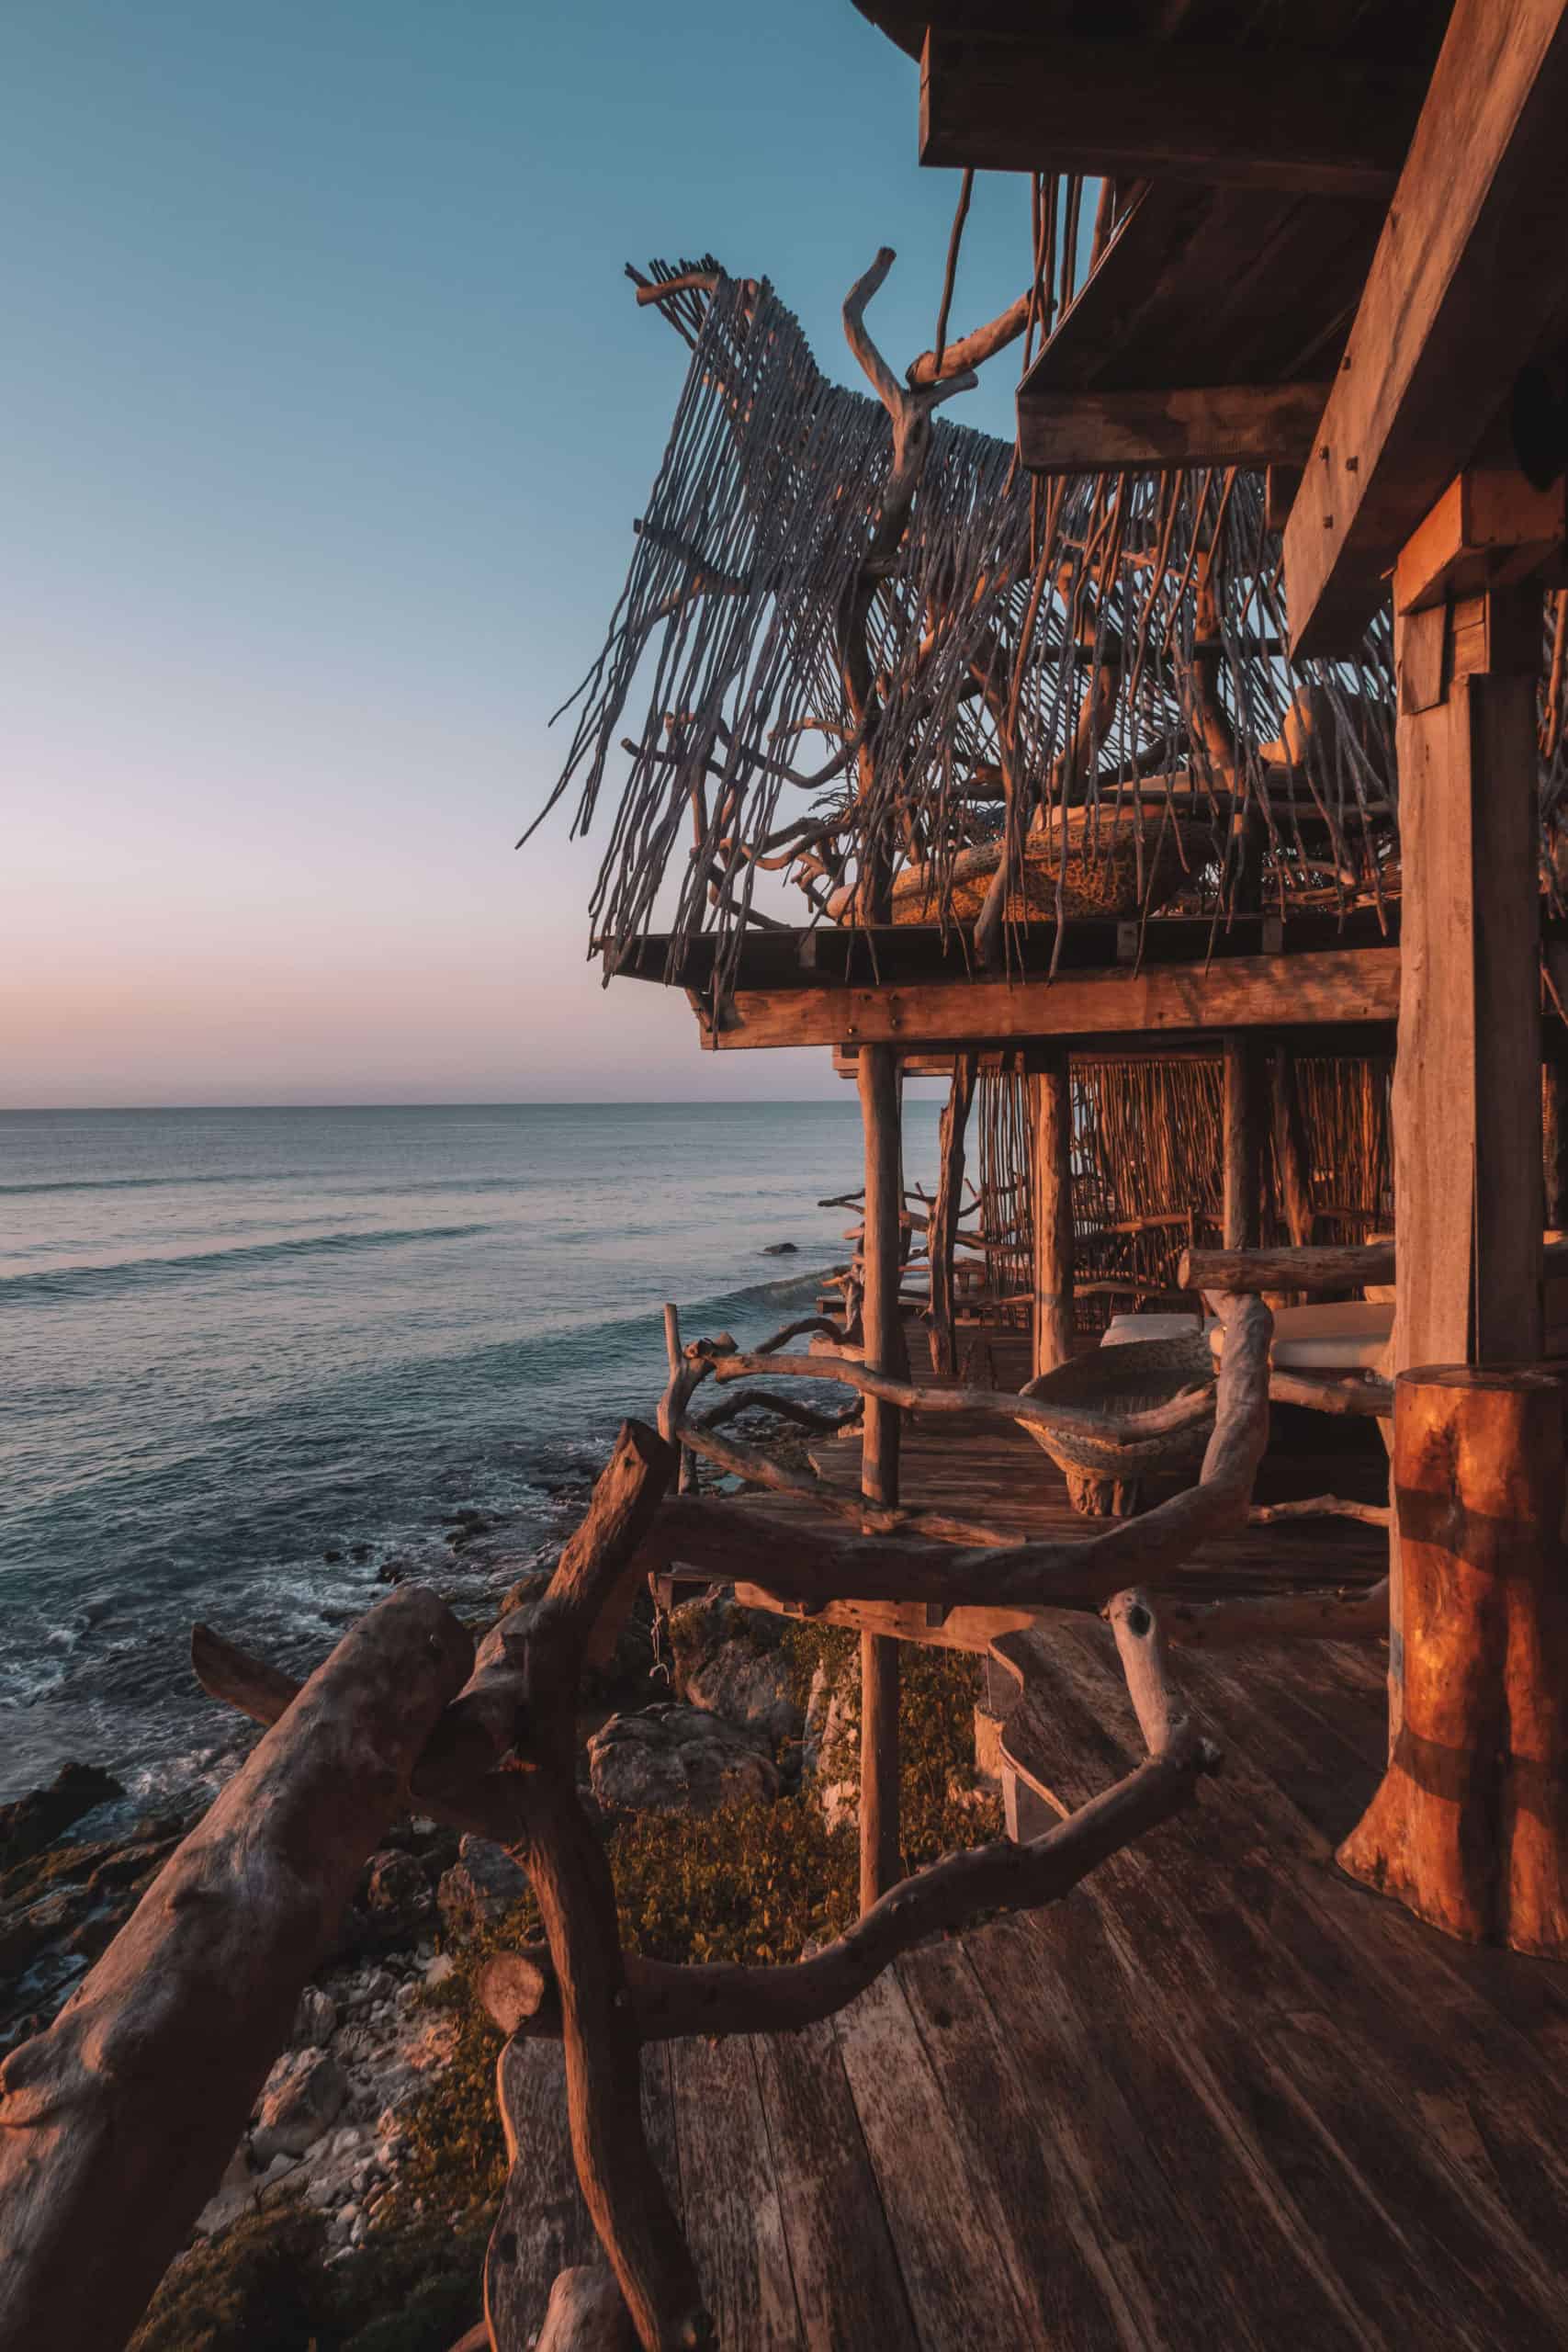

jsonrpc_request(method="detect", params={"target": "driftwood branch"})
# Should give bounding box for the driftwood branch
[0,1587,475,2352]
[480,1712,1216,2044]
[1247,1494,1391,1527]
[705,1347,1214,1446]
[641,1299,1271,1614]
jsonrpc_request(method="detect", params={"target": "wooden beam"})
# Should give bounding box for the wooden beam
[703,948,1401,1051]
[920,28,1418,198]
[1395,450,1567,616]
[1282,0,1568,657]
[1018,380,1329,474]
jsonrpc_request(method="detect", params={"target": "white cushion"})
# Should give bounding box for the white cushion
[1209,1299,1393,1372]
[1100,1312,1203,1348]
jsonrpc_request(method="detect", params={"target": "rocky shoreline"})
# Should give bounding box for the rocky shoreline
[2,1431,998,2348]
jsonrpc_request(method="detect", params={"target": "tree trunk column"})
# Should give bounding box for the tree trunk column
[928,1053,977,1375]
[1337,1367,1568,1955]
[1030,1048,1074,1378]
[1223,1034,1267,1252]
[857,1044,907,1911]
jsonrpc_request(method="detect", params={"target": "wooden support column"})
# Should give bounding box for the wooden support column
[857,1044,907,1911]
[1337,1368,1568,1955]
[1222,1034,1267,1251]
[1544,1059,1568,1231]
[1270,1046,1317,1247]
[1386,572,1544,1374]
[1338,503,1551,1939]
[1030,1047,1075,1378]
[928,1052,977,1374]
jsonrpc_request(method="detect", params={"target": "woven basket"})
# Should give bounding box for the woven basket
[1019,1331,1215,1481]
[884,807,1212,926]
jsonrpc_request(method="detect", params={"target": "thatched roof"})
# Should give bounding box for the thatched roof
[527,261,1564,993]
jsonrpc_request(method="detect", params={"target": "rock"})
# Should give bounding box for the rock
[496,1566,553,1619]
[422,1951,457,1988]
[669,1589,801,1746]
[194,2146,257,2237]
[804,1664,857,1831]
[361,1847,433,1940]
[323,1550,344,1564]
[292,1985,337,2048]
[588,1706,781,1817]
[437,1836,529,1936]
[0,1763,123,1870]
[251,2047,346,2164]
[761,1241,799,1255]
[351,1543,371,1563]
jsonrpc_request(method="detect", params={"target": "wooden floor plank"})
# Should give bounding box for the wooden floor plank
[750,2017,921,2350]
[896,1933,1156,2349]
[1015,1627,1568,2343]
[485,2041,598,2352]
[831,1968,1036,2350]
[671,2034,803,2349]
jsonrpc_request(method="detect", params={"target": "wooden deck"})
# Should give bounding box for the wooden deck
[485,1628,1568,2349]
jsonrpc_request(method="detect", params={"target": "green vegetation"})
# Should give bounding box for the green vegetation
[132,1625,999,2349]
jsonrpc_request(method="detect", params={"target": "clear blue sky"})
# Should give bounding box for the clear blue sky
[3,1,1028,1106]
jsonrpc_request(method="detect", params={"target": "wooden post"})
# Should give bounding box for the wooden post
[1544,1058,1568,1232]
[1337,503,1550,1927]
[1337,1367,1568,1955]
[1270,1046,1317,1247]
[928,1052,977,1374]
[1222,1034,1267,1251]
[857,1043,907,1910]
[661,1304,696,1495]
[1030,1047,1074,1378]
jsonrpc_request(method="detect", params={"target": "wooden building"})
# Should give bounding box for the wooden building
[6,8,1568,2350]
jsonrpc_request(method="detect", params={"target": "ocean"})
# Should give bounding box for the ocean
[0,1102,940,1805]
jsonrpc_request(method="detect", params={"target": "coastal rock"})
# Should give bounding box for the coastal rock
[362,1847,434,1939]
[587,1705,780,1816]
[761,1241,798,1255]
[0,1762,123,1870]
[292,1985,338,2048]
[496,1566,553,1620]
[804,1664,857,1831]
[252,2047,346,2164]
[437,1835,529,1936]
[669,1589,800,1746]
[194,2147,258,2238]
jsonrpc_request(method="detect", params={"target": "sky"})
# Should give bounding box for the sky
[2,1,1032,1106]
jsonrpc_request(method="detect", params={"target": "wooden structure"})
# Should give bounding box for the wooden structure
[10,11,1568,2348]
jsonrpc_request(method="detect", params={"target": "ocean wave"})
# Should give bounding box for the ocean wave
[0,1169,308,1197]
[0,1222,496,1306]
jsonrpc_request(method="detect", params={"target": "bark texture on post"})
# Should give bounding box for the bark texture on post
[1270,1046,1317,1248]
[1029,1050,1075,1380]
[1544,1059,1568,1233]
[857,1043,907,1911]
[1222,1033,1267,1252]
[1338,1367,1568,1956]
[0,1587,474,2352]
[928,1052,977,1374]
